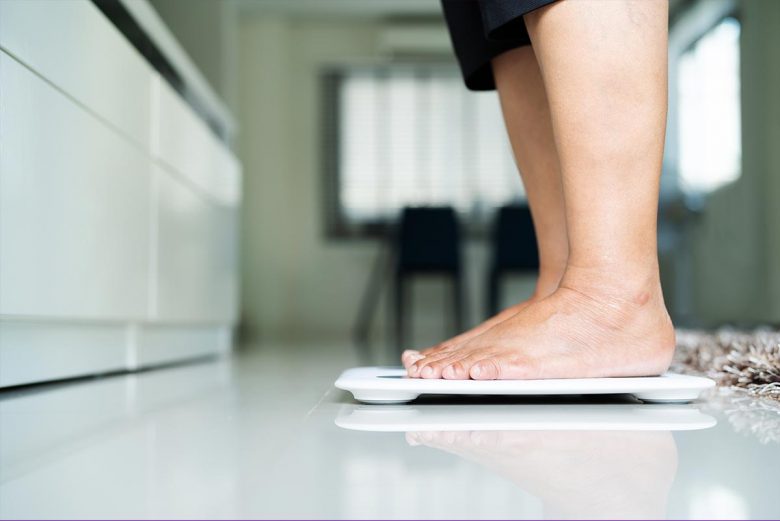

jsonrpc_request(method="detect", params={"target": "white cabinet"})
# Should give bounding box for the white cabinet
[0,0,241,387]
[136,325,230,367]
[152,78,241,205]
[154,166,238,323]
[0,0,153,148]
[0,322,127,387]
[0,53,151,320]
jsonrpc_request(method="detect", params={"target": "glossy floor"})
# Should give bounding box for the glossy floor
[1,344,779,519]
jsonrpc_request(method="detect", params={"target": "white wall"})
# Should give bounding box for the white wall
[689,0,780,324]
[235,15,536,346]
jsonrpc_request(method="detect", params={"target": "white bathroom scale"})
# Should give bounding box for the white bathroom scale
[335,367,715,404]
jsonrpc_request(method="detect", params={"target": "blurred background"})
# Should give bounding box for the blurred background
[1,0,779,386]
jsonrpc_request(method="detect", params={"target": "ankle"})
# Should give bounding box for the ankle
[558,262,664,309]
[557,265,676,356]
[533,264,566,299]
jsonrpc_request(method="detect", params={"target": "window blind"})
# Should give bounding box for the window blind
[329,66,524,234]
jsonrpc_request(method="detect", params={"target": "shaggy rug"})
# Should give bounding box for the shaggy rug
[673,328,780,401]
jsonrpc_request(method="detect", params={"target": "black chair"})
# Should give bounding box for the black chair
[487,204,539,317]
[393,206,465,352]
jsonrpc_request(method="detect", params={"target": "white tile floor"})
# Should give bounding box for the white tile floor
[1,343,779,519]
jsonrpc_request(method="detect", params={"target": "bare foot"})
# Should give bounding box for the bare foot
[401,301,530,370]
[401,270,565,370]
[406,267,675,380]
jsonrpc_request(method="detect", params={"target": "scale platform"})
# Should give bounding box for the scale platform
[335,367,716,404]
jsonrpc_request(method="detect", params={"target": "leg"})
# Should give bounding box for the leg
[402,46,568,369]
[493,46,569,295]
[409,0,675,380]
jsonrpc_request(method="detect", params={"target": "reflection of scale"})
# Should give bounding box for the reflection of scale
[335,403,717,432]
[335,367,716,404]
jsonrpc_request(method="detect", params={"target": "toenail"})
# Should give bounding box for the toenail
[409,364,419,375]
[421,366,434,378]
[442,366,454,378]
[471,365,481,377]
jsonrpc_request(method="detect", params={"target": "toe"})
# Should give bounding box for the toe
[469,355,535,380]
[439,348,493,380]
[470,358,502,380]
[410,351,462,379]
[419,360,446,378]
[407,357,441,378]
[442,361,468,379]
[401,350,423,368]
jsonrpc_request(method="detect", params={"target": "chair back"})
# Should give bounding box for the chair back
[396,206,461,273]
[492,204,539,271]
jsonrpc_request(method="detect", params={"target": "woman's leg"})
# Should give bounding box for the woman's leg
[402,46,568,369]
[408,0,675,380]
[494,46,569,296]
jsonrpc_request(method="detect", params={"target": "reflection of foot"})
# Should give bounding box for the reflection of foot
[407,429,678,519]
[406,269,675,380]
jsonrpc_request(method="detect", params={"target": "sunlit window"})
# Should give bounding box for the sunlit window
[327,66,522,235]
[678,17,741,193]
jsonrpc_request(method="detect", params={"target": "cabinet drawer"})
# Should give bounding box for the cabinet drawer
[0,0,152,148]
[0,52,151,319]
[154,165,237,323]
[0,321,127,387]
[136,325,228,367]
